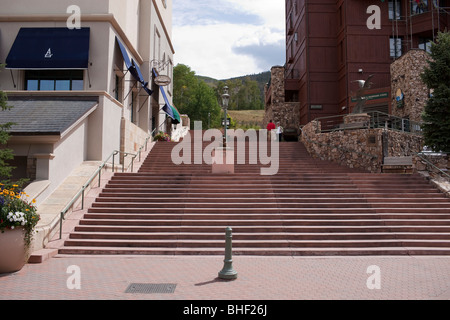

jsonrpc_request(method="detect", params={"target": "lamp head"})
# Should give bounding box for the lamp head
[222,86,230,108]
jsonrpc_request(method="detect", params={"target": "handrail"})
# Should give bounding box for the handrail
[415,151,450,181]
[59,135,152,239]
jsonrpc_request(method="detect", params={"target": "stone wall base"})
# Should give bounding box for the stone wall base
[301,115,424,173]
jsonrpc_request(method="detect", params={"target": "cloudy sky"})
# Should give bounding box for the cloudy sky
[172,0,286,80]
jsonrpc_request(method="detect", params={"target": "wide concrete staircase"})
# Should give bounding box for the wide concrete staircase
[59,132,450,256]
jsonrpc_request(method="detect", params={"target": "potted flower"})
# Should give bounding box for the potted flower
[154,131,172,142]
[0,184,40,274]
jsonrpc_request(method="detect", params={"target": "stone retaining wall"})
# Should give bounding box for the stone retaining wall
[414,153,450,174]
[301,120,383,172]
[301,116,424,173]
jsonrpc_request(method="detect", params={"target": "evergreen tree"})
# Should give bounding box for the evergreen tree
[420,31,450,152]
[0,82,15,183]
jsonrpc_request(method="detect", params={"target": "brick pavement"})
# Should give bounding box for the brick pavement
[1,255,450,301]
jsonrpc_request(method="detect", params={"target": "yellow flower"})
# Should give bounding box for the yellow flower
[32,199,36,204]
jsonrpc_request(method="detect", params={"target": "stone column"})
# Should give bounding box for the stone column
[212,147,234,174]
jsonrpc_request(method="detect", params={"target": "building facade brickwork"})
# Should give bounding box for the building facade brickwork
[278,0,449,125]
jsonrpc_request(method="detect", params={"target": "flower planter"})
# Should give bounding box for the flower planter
[0,227,28,274]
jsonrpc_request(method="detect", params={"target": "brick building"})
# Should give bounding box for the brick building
[267,0,449,127]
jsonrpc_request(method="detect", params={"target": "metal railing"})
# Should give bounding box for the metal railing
[415,151,450,181]
[59,135,152,239]
[369,111,423,134]
[314,111,423,134]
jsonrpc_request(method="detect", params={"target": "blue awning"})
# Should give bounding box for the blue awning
[6,28,90,69]
[116,37,140,82]
[131,59,149,88]
[133,60,153,96]
[116,37,152,96]
[116,37,133,71]
[153,69,180,124]
[160,86,180,124]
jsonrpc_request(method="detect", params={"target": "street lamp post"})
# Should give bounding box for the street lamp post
[208,112,211,130]
[221,86,230,147]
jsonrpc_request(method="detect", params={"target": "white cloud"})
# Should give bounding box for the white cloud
[173,23,260,79]
[225,0,285,29]
[172,0,285,79]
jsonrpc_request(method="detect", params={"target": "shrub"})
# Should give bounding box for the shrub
[154,132,172,142]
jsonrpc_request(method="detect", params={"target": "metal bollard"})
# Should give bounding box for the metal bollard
[218,227,238,280]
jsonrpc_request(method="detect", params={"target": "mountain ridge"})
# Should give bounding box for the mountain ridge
[196,71,271,106]
[196,71,271,85]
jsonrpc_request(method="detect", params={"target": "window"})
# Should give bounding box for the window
[338,41,344,64]
[25,70,83,91]
[432,0,441,8]
[288,42,294,63]
[168,58,173,95]
[419,38,433,53]
[154,28,161,65]
[411,0,428,15]
[287,11,294,35]
[389,0,402,20]
[115,75,124,102]
[390,37,403,59]
[131,91,137,124]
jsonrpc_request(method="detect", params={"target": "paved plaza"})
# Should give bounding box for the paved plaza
[1,255,450,301]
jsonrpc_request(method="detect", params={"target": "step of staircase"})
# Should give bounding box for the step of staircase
[58,135,450,256]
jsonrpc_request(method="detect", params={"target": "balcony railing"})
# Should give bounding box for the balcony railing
[314,111,423,134]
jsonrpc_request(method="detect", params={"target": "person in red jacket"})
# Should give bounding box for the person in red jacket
[267,120,276,131]
[266,120,276,141]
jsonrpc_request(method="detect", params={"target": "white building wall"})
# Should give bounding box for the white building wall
[0,0,174,162]
[0,0,109,15]
[43,119,88,203]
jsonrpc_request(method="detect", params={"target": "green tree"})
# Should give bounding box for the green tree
[0,80,15,183]
[421,31,450,152]
[215,77,263,111]
[173,63,197,112]
[173,64,222,129]
[238,78,263,110]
